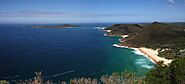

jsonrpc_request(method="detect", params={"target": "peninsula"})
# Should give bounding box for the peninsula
[105,22,185,65]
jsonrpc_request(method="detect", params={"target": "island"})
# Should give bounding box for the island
[32,24,80,28]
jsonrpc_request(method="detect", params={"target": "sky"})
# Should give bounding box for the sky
[0,0,185,23]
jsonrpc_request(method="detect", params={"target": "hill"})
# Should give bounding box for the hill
[105,24,143,35]
[124,22,185,59]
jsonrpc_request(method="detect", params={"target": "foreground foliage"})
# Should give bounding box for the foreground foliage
[2,71,145,84]
[3,59,185,84]
[146,58,185,84]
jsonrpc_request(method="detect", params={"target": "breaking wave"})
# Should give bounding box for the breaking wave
[135,58,154,69]
[132,49,155,63]
[94,27,106,30]
[112,44,155,64]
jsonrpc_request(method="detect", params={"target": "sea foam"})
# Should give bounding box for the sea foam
[132,48,155,63]
[94,27,106,30]
[135,58,154,69]
[52,70,76,78]
[112,44,129,48]
[112,44,155,64]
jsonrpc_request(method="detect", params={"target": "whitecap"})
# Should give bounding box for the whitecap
[131,48,156,63]
[135,58,154,69]
[104,33,107,36]
[131,48,147,56]
[112,44,129,48]
[112,44,156,64]
[94,27,106,30]
[3,75,20,79]
[52,70,76,78]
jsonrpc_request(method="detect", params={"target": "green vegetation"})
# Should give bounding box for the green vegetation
[146,58,185,84]
[132,22,184,46]
[3,61,185,84]
[0,80,9,84]
[5,71,144,84]
[105,24,143,36]
[106,22,185,59]
[104,22,185,84]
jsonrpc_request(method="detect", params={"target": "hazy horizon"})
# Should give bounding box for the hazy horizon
[0,0,185,23]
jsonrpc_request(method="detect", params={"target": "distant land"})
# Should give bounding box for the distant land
[32,24,80,28]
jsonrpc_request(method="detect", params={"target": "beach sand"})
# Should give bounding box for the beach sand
[104,30,173,65]
[138,47,172,65]
[112,44,172,65]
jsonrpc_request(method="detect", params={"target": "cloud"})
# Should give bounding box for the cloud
[168,0,174,4]
[0,10,67,17]
[167,0,175,8]
[0,10,148,23]
[0,10,145,18]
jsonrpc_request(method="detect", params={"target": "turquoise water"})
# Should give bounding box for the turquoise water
[0,23,155,81]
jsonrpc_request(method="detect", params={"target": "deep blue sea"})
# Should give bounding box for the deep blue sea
[0,23,154,82]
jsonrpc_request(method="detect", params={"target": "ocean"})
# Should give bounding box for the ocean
[0,23,155,82]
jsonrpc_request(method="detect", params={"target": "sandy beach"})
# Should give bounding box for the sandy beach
[104,30,173,65]
[138,47,172,65]
[112,44,172,65]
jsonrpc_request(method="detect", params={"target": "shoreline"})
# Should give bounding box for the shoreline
[102,28,172,65]
[138,47,172,65]
[113,44,156,63]
[113,44,172,65]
